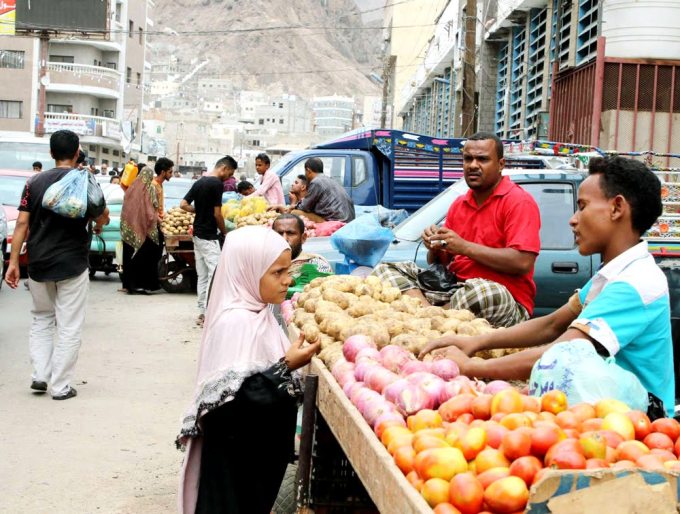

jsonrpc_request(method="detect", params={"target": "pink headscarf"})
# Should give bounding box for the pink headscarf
[177,225,292,514]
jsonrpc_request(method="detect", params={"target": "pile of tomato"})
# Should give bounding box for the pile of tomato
[374,388,680,513]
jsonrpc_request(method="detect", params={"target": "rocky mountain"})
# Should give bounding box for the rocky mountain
[149,0,384,97]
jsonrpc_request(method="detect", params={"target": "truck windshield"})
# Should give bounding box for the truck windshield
[0,142,52,170]
[393,179,470,242]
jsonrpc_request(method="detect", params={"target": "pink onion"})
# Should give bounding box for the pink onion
[331,359,354,381]
[405,372,446,407]
[354,361,380,382]
[400,360,431,375]
[353,388,383,416]
[344,381,364,398]
[483,380,514,395]
[393,383,435,416]
[364,366,399,393]
[430,359,460,381]
[373,411,406,431]
[383,378,411,404]
[379,345,415,373]
[439,381,463,404]
[362,398,396,426]
[343,335,377,363]
[335,371,356,389]
[356,347,381,363]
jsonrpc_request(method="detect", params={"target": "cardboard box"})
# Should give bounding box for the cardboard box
[527,469,680,514]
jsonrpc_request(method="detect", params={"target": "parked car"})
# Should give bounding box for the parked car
[0,169,36,278]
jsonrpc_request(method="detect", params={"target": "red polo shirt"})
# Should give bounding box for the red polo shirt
[444,176,541,314]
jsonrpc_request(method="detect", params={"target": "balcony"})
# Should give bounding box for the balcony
[46,63,121,99]
[40,113,122,145]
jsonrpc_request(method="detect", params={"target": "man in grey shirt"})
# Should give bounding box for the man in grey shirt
[287,157,355,223]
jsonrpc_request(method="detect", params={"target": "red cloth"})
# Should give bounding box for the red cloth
[444,176,541,314]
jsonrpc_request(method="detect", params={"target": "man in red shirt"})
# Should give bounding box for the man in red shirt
[372,132,540,327]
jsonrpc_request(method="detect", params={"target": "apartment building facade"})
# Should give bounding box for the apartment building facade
[0,0,150,169]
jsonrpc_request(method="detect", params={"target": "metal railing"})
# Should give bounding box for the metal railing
[47,62,122,89]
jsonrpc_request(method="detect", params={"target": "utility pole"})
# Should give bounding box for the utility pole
[36,32,49,137]
[381,55,396,128]
[461,0,477,137]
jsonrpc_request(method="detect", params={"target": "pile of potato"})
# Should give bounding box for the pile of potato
[292,275,500,369]
[235,211,279,229]
[161,207,195,235]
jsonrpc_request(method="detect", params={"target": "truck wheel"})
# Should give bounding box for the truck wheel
[273,462,297,514]
[159,259,191,293]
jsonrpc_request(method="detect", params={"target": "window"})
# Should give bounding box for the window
[138,27,143,44]
[129,20,134,37]
[0,100,22,118]
[115,3,121,22]
[279,103,283,108]
[89,145,96,152]
[113,150,120,156]
[0,50,25,68]
[47,104,72,113]
[352,156,367,186]
[137,72,141,85]
[103,109,114,118]
[93,59,102,67]
[90,107,99,116]
[522,182,575,249]
[258,119,264,125]
[49,54,74,64]
[106,62,117,70]
[126,67,131,83]
[102,147,110,154]
[279,119,284,124]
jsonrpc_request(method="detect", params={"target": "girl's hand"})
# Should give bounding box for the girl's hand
[284,333,321,371]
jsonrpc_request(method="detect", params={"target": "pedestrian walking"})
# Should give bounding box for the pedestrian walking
[180,156,235,326]
[120,166,163,295]
[176,226,320,514]
[4,130,109,400]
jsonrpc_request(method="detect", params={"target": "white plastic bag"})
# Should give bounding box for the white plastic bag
[528,339,649,412]
[42,168,88,218]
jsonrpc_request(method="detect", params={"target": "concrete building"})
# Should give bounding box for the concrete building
[0,0,150,168]
[383,0,450,129]
[311,95,355,138]
[391,0,680,156]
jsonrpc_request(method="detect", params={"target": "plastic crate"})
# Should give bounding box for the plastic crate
[309,416,378,513]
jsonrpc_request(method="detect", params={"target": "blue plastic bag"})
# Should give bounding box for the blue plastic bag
[331,214,394,267]
[42,168,88,219]
[356,204,409,228]
[528,339,649,412]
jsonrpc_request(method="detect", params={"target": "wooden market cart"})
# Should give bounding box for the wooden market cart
[158,233,197,293]
[294,357,432,514]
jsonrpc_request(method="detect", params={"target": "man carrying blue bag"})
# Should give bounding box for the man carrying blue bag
[5,130,110,400]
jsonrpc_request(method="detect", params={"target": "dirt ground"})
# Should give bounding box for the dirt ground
[0,275,202,513]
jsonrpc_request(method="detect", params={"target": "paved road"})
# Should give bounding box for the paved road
[0,275,201,513]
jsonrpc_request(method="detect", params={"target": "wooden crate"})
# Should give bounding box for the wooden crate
[309,358,432,514]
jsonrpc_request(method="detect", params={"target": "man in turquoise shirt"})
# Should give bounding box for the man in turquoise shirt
[420,156,674,418]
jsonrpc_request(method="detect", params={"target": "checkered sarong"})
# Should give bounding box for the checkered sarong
[371,262,529,328]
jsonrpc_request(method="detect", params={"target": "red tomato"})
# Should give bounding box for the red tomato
[541,390,568,414]
[501,430,532,461]
[625,410,652,440]
[433,503,463,514]
[476,467,511,489]
[483,476,529,513]
[509,455,543,486]
[439,394,476,422]
[644,432,674,452]
[651,418,680,442]
[449,472,484,514]
[531,425,564,458]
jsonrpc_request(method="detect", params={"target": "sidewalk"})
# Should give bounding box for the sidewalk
[0,277,200,513]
